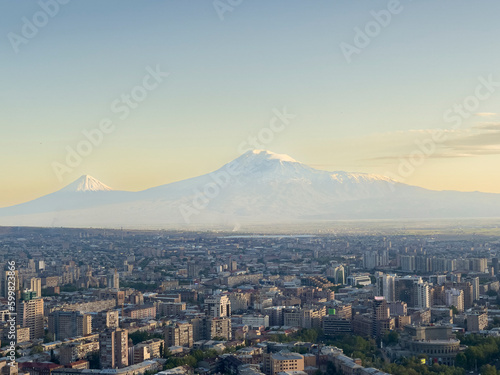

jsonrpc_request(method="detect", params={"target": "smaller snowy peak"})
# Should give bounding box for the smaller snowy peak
[244,149,299,163]
[59,175,113,193]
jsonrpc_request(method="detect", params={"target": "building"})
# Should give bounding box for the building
[208,317,232,340]
[49,311,92,340]
[263,352,304,375]
[29,278,42,298]
[59,341,100,365]
[205,294,231,318]
[123,304,156,319]
[241,314,269,329]
[107,269,120,289]
[159,302,186,317]
[17,292,44,340]
[93,310,120,331]
[264,306,284,327]
[19,363,63,375]
[164,322,193,348]
[323,316,352,335]
[467,313,488,332]
[401,256,416,272]
[376,274,395,302]
[99,328,129,369]
[445,289,464,312]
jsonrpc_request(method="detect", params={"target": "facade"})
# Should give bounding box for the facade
[165,322,193,348]
[99,328,129,369]
[49,311,92,340]
[60,341,100,365]
[208,317,232,340]
[263,352,304,375]
[205,294,231,318]
[17,294,44,340]
[123,305,156,319]
[467,313,488,332]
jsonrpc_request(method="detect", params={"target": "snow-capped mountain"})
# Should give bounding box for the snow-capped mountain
[59,175,113,192]
[1,150,500,229]
[0,174,131,219]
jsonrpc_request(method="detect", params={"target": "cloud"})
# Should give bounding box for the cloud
[475,112,498,117]
[361,124,500,162]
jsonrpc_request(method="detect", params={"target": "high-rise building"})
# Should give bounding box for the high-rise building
[17,293,44,340]
[401,256,416,272]
[164,322,193,348]
[205,294,231,318]
[94,310,120,331]
[99,328,129,369]
[372,297,393,337]
[493,258,499,276]
[416,282,430,309]
[107,269,120,289]
[29,278,42,299]
[208,317,232,340]
[376,273,395,302]
[49,311,92,340]
[445,289,464,312]
[1,268,19,299]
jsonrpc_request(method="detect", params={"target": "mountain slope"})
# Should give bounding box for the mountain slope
[1,150,500,228]
[0,175,132,218]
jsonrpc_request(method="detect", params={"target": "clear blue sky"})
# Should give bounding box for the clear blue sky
[2,0,500,207]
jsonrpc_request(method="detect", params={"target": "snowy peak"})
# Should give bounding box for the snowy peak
[59,175,113,193]
[245,149,299,163]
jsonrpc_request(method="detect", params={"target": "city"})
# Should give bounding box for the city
[0,226,500,375]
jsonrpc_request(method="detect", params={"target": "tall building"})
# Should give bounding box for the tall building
[164,322,193,348]
[48,311,92,340]
[372,297,393,338]
[401,256,416,272]
[17,292,44,340]
[94,310,120,331]
[493,258,499,276]
[416,282,431,309]
[205,294,231,318]
[107,269,120,289]
[29,278,42,298]
[99,328,129,369]
[445,289,464,312]
[208,317,232,340]
[1,268,19,298]
[376,273,395,302]
[187,262,202,278]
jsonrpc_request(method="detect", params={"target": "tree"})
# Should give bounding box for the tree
[480,365,499,375]
[31,345,44,354]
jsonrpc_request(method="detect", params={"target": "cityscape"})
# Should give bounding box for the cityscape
[2,1,500,375]
[0,226,500,375]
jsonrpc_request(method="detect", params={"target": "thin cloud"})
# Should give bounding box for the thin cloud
[475,112,498,117]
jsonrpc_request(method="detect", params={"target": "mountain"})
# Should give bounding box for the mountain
[59,175,113,192]
[0,175,132,219]
[1,150,500,229]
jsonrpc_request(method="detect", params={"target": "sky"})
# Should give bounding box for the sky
[1,0,500,207]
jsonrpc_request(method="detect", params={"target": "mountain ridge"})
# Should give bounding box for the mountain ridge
[1,150,500,229]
